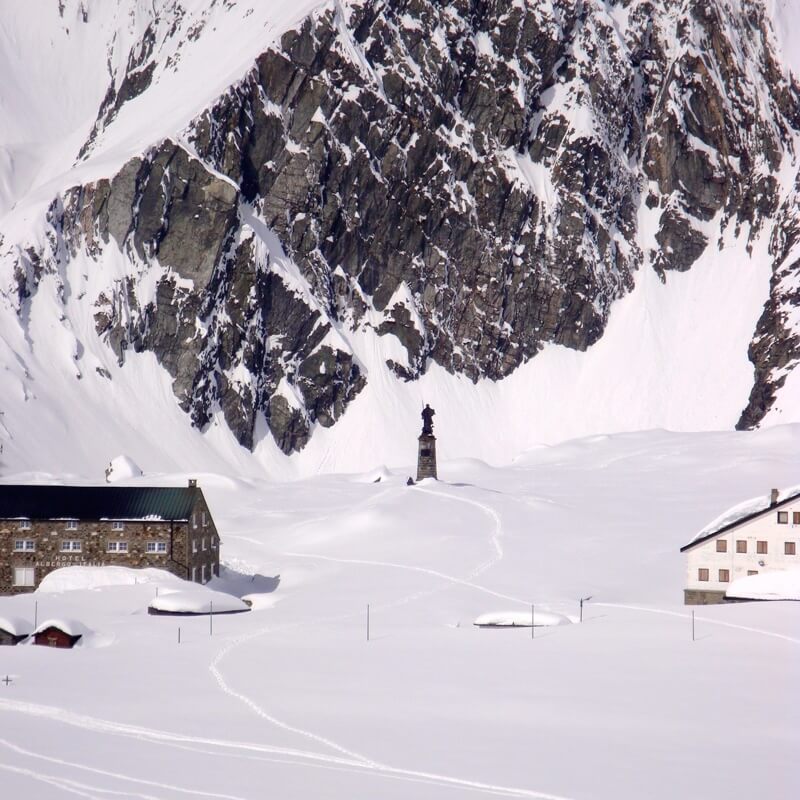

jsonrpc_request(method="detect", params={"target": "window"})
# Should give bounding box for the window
[65,520,78,530]
[757,541,768,554]
[794,512,800,525]
[191,567,197,582]
[698,568,709,582]
[785,542,796,556]
[719,569,730,583]
[201,537,207,551]
[192,539,198,554]
[61,540,82,552]
[106,541,128,553]
[192,514,197,529]
[747,570,759,576]
[716,540,727,553]
[13,567,35,587]
[18,520,31,530]
[111,521,125,531]
[736,540,747,553]
[146,541,168,554]
[202,511,207,527]
[13,539,35,552]
[777,511,788,524]
[201,564,207,583]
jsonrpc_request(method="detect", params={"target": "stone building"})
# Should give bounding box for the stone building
[681,487,800,604]
[0,480,220,595]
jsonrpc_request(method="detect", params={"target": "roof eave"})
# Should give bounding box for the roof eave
[680,491,800,552]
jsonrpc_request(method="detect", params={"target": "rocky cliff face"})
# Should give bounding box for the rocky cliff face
[10,0,800,452]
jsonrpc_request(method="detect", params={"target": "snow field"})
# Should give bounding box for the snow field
[0,427,799,799]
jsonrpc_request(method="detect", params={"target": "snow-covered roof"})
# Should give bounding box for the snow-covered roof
[726,570,800,602]
[681,485,800,551]
[149,589,249,614]
[473,610,572,627]
[0,616,33,637]
[33,618,91,637]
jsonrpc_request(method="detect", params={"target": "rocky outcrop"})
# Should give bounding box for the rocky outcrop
[737,165,800,428]
[13,0,800,451]
[57,140,364,452]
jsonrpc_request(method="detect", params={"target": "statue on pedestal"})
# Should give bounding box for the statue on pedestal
[417,403,438,481]
[421,404,435,436]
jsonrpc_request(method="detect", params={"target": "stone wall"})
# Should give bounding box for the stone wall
[683,589,727,605]
[186,493,220,583]
[0,514,216,595]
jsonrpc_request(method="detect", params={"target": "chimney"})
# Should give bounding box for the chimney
[188,478,197,488]
[770,488,779,507]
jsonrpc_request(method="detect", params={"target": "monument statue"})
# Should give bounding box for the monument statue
[421,404,435,435]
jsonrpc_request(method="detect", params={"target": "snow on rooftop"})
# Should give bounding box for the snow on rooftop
[473,610,572,628]
[687,484,800,546]
[726,569,800,601]
[149,588,250,615]
[0,615,33,637]
[33,618,91,638]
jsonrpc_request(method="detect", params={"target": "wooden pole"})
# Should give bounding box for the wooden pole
[178,627,181,644]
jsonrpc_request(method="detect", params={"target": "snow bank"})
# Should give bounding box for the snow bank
[105,455,143,483]
[0,615,32,637]
[351,465,394,483]
[149,588,250,615]
[473,610,572,628]
[726,569,800,601]
[38,566,183,593]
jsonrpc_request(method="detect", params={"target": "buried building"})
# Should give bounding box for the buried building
[0,480,219,594]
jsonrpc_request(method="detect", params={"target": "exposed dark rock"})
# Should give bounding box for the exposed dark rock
[16,0,800,450]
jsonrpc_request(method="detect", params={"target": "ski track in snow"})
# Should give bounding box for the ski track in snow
[285,483,526,606]
[203,484,581,800]
[208,633,379,767]
[595,602,800,644]
[0,702,578,800]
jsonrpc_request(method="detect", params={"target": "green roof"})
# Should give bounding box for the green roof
[0,485,201,521]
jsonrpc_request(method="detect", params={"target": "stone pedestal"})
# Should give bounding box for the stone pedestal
[416,433,437,481]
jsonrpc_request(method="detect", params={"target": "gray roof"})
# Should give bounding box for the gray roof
[0,485,200,521]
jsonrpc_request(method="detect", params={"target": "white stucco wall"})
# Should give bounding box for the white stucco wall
[685,499,800,593]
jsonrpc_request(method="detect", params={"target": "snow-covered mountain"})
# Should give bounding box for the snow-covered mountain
[1,0,799,477]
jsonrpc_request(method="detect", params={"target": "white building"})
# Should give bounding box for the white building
[681,487,800,604]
